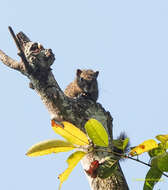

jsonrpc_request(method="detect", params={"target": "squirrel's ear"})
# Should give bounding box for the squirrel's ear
[76,69,82,77]
[95,71,99,78]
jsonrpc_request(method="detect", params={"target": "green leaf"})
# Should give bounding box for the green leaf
[152,152,168,172]
[156,134,168,143]
[84,119,109,147]
[112,138,129,150]
[165,141,168,149]
[58,151,86,190]
[97,158,118,179]
[123,138,129,150]
[52,120,89,146]
[26,140,76,157]
[148,146,165,158]
[143,167,162,190]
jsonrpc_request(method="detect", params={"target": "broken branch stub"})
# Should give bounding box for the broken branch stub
[8,26,32,74]
[8,26,55,76]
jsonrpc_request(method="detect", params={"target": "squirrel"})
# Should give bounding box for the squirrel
[64,69,99,101]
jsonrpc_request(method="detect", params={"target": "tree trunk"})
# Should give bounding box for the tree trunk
[0,28,129,190]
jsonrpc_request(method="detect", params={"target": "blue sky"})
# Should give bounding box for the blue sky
[0,1,168,190]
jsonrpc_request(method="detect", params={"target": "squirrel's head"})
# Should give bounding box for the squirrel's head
[76,69,99,93]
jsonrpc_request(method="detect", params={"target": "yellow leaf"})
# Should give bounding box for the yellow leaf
[129,139,158,156]
[58,151,86,190]
[156,134,168,143]
[51,120,89,146]
[26,140,76,157]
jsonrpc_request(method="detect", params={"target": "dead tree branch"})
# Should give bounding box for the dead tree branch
[0,27,129,190]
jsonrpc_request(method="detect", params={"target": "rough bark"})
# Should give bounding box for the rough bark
[0,28,129,190]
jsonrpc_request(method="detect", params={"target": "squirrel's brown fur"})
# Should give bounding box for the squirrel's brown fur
[64,69,99,101]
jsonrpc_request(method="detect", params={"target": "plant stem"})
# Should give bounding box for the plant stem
[95,148,168,178]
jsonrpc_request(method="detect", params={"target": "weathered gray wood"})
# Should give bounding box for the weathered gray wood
[0,28,129,190]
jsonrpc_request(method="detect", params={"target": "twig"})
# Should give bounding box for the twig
[125,155,151,167]
[95,148,168,178]
[8,26,22,52]
[125,155,168,178]
[8,26,32,74]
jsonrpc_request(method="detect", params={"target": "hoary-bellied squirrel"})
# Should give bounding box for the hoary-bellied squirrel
[64,69,99,101]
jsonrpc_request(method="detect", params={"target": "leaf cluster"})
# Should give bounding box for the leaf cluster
[26,119,121,189]
[27,118,168,190]
[129,134,168,190]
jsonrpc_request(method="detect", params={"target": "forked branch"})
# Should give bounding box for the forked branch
[0,27,129,190]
